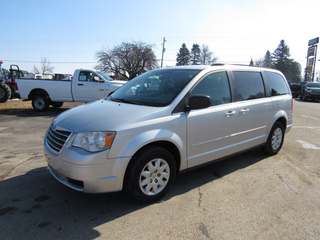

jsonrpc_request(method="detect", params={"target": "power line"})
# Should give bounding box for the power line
[2,60,96,64]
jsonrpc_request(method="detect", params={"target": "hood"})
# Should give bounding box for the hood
[111,80,127,84]
[53,100,165,132]
[307,86,320,90]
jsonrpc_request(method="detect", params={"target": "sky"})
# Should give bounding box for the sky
[1,0,319,78]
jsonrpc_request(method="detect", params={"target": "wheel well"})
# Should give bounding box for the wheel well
[276,117,287,130]
[128,141,181,174]
[28,89,49,100]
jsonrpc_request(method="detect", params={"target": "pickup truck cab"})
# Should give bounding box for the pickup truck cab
[15,69,126,111]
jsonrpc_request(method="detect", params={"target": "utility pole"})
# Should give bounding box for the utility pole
[161,37,166,68]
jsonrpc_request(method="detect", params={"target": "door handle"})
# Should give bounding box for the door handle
[225,111,236,117]
[240,108,250,114]
[78,84,84,86]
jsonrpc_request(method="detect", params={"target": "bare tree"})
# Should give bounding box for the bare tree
[33,65,40,74]
[41,57,54,74]
[95,41,158,80]
[200,44,217,65]
[34,57,54,74]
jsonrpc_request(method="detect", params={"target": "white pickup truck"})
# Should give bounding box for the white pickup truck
[15,69,126,111]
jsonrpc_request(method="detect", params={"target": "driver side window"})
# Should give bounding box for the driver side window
[190,71,231,106]
[79,71,99,82]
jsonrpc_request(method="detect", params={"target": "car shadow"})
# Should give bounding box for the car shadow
[0,148,266,239]
[293,98,320,104]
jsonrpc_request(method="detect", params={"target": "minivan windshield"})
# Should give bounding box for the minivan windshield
[109,68,201,107]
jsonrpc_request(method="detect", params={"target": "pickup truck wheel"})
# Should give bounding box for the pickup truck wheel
[32,95,50,112]
[0,83,12,103]
[51,102,63,108]
[262,122,285,156]
[124,146,176,203]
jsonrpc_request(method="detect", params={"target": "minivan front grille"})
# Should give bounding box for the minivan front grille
[46,124,72,154]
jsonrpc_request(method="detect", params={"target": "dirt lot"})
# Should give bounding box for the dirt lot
[0,99,32,110]
[0,99,79,111]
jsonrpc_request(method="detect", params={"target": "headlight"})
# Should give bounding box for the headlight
[306,89,312,93]
[73,132,116,152]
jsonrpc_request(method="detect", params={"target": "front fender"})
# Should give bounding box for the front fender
[114,129,186,170]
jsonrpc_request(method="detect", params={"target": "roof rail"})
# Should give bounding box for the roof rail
[211,63,226,66]
[210,63,266,68]
[211,63,252,67]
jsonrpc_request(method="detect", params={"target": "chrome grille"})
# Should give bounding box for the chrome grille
[46,124,72,154]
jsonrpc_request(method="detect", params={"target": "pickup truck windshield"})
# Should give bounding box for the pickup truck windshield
[306,82,320,88]
[97,71,113,81]
[109,68,201,107]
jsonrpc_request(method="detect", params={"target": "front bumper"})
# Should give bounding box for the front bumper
[44,141,130,193]
[306,93,320,100]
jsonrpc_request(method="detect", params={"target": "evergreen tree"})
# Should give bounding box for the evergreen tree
[263,50,273,68]
[190,44,201,65]
[249,59,254,66]
[255,50,272,68]
[176,43,190,66]
[289,61,302,82]
[272,40,301,82]
[272,40,292,73]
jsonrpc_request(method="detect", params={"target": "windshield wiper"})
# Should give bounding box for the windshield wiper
[109,96,140,105]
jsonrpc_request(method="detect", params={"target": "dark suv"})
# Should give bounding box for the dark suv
[300,82,320,101]
[289,82,306,98]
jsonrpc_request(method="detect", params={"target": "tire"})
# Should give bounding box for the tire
[8,85,16,99]
[0,83,12,103]
[51,102,63,108]
[262,122,285,155]
[124,146,176,203]
[32,95,50,112]
[302,94,308,101]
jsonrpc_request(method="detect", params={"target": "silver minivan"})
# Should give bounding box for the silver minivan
[44,64,293,203]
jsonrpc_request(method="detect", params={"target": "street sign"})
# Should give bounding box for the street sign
[308,58,314,66]
[308,37,319,46]
[306,37,318,81]
[308,47,316,56]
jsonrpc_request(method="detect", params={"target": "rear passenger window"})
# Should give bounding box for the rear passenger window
[233,71,265,101]
[264,71,290,96]
[191,71,231,106]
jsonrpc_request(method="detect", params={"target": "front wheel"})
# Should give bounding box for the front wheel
[124,146,176,203]
[262,122,285,155]
[32,95,50,112]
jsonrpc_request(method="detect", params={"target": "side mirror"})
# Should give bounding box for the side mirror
[187,95,211,110]
[93,76,103,82]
